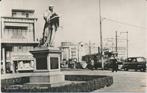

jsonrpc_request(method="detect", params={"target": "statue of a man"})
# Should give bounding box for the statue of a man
[40,5,59,47]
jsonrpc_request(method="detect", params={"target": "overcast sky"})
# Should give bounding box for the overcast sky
[0,0,146,57]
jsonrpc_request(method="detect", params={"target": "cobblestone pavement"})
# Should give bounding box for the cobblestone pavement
[1,69,147,93]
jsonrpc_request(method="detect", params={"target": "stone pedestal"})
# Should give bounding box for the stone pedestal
[29,47,64,86]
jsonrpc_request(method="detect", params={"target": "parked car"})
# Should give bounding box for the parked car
[122,57,146,72]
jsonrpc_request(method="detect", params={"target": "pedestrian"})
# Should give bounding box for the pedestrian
[90,59,94,70]
[111,58,118,72]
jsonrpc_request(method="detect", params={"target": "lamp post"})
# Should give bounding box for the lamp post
[120,31,128,58]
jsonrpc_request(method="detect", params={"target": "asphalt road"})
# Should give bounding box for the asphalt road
[62,69,147,93]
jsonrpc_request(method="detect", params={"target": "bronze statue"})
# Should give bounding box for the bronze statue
[39,5,59,47]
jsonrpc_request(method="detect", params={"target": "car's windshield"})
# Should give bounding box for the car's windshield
[136,57,145,62]
[126,58,135,62]
[126,57,145,62]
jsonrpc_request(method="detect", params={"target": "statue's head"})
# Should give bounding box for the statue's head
[49,5,54,12]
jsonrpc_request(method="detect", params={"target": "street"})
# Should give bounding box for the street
[1,70,147,93]
[63,69,147,93]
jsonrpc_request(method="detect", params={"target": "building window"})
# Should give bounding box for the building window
[18,46,22,50]
[13,46,17,52]
[12,12,16,17]
[4,26,27,40]
[26,13,29,18]
[22,12,25,15]
[18,46,23,52]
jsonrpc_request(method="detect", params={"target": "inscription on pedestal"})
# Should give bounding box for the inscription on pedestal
[50,57,59,69]
[36,57,47,70]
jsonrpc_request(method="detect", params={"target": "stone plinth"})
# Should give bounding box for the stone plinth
[29,71,64,84]
[29,47,64,85]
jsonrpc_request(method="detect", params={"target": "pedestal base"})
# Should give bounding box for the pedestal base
[29,47,65,87]
[29,71,64,84]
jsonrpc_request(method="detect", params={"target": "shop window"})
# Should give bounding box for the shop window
[23,61,31,69]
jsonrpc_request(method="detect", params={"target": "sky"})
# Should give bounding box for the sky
[0,0,146,57]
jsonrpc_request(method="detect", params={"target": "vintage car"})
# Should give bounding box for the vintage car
[122,57,146,72]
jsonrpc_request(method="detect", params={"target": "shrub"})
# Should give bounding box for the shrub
[1,75,113,92]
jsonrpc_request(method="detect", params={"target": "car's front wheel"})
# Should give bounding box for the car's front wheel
[124,68,128,71]
[140,68,146,72]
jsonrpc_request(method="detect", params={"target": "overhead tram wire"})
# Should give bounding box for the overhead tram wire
[102,17,146,29]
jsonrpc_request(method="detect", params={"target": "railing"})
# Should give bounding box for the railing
[2,16,37,23]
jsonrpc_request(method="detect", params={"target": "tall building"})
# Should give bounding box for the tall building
[1,9,38,74]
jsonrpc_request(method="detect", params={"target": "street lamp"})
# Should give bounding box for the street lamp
[120,31,128,58]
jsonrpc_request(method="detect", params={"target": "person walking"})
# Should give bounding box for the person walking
[89,59,94,70]
[111,58,118,72]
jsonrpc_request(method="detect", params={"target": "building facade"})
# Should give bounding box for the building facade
[60,42,98,62]
[1,9,38,74]
[60,42,77,61]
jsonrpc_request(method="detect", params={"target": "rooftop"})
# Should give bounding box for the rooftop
[12,9,35,13]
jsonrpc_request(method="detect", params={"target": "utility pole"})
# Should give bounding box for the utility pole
[89,41,91,54]
[115,31,118,53]
[78,43,80,62]
[126,31,128,58]
[99,0,104,69]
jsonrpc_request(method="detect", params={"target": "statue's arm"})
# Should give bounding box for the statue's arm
[44,16,48,23]
[43,11,49,23]
[49,13,59,20]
